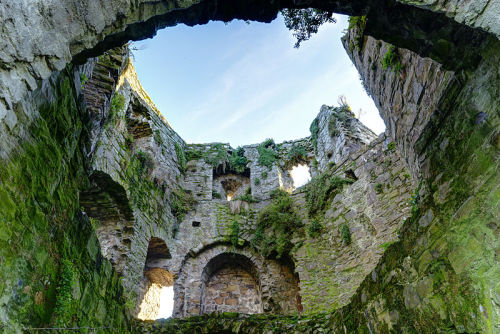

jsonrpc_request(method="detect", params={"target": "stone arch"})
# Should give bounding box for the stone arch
[80,171,135,273]
[137,237,175,320]
[173,243,301,318]
[200,252,263,314]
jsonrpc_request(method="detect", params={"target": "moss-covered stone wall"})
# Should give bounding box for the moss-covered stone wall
[0,67,129,331]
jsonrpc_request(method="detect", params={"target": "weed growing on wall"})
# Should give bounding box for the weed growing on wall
[169,188,196,223]
[382,45,403,74]
[175,142,186,173]
[230,219,240,248]
[341,224,351,245]
[257,139,278,169]
[286,144,307,168]
[251,189,301,259]
[109,93,125,124]
[307,220,323,238]
[305,173,354,218]
[229,147,248,173]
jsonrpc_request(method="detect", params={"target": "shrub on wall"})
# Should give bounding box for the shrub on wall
[286,144,307,168]
[229,146,248,174]
[257,139,278,170]
[382,45,403,74]
[251,189,301,259]
[341,224,351,245]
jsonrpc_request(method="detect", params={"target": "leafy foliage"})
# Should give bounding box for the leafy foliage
[282,9,336,48]
[236,193,259,203]
[257,139,278,170]
[307,219,322,238]
[286,144,307,167]
[80,73,88,89]
[382,45,403,74]
[251,189,301,259]
[375,183,384,194]
[229,147,248,173]
[185,147,204,161]
[212,190,222,199]
[305,174,354,218]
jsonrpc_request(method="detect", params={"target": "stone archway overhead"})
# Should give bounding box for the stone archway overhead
[0,0,496,123]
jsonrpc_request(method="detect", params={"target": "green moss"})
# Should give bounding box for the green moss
[387,141,396,151]
[0,71,128,330]
[254,178,260,186]
[257,139,278,170]
[53,259,76,324]
[212,190,222,199]
[175,142,186,173]
[261,171,268,179]
[375,183,384,194]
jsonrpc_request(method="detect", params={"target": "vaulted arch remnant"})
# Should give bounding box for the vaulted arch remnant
[201,252,262,314]
[80,171,135,273]
[138,237,175,320]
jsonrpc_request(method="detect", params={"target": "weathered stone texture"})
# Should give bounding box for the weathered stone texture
[313,104,377,174]
[343,29,456,177]
[202,266,262,314]
[294,134,414,311]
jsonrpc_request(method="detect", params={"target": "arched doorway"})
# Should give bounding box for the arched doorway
[200,253,262,315]
[137,237,175,320]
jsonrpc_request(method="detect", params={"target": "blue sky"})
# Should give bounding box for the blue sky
[132,14,385,147]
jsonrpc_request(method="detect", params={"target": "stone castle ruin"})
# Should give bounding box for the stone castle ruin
[0,0,498,333]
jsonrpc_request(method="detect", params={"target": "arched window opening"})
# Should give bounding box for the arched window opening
[201,253,262,315]
[290,164,311,188]
[138,238,174,320]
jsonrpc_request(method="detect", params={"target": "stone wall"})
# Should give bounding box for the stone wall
[202,265,262,314]
[293,134,414,311]
[0,63,130,331]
